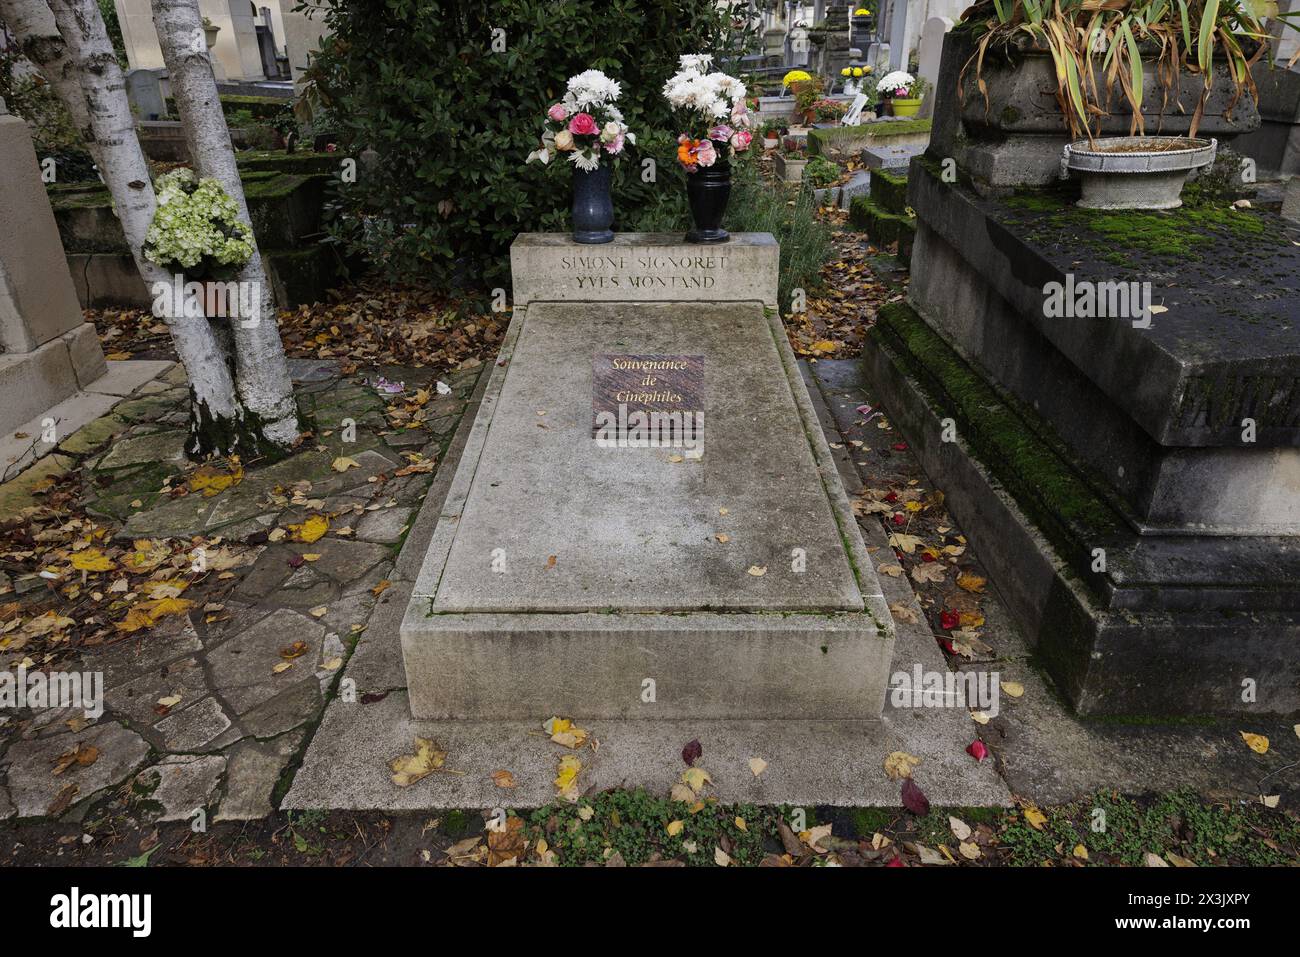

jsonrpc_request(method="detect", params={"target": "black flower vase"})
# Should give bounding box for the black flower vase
[572,164,615,244]
[686,140,731,244]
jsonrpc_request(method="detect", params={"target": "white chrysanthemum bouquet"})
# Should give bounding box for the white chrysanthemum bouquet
[662,54,753,172]
[876,70,917,98]
[526,69,636,172]
[143,169,255,280]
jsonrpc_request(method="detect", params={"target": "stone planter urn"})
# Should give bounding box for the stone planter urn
[1061,135,1217,209]
[203,24,220,49]
[774,152,808,183]
[929,28,1260,193]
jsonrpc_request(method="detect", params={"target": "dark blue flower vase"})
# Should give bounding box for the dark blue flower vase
[572,165,615,244]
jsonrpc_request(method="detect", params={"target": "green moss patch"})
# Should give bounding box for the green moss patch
[808,118,932,156]
[871,302,1126,565]
[1001,186,1284,267]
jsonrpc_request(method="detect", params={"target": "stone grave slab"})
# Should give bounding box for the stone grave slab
[862,143,925,170]
[401,234,893,721]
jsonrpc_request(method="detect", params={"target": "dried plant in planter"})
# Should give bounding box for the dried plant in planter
[959,0,1298,141]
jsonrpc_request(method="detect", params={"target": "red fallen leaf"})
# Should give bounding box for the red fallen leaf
[682,739,703,766]
[966,740,988,762]
[884,491,899,503]
[901,777,930,816]
[886,854,906,867]
[920,551,936,563]
[939,638,955,654]
[891,513,906,526]
[892,442,909,452]
[939,610,960,631]
[288,554,306,569]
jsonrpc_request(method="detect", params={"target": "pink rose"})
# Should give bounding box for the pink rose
[547,103,568,122]
[708,124,734,142]
[729,129,753,152]
[569,112,598,136]
[695,140,717,167]
[731,100,749,126]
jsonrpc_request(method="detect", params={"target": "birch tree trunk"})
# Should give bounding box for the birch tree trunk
[0,0,99,169]
[150,0,300,450]
[44,0,245,457]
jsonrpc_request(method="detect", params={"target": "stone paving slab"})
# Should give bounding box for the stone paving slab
[421,301,868,614]
[282,694,1010,811]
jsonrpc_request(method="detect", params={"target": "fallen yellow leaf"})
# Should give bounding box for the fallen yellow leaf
[1241,731,1270,754]
[390,737,446,787]
[288,514,329,543]
[70,548,115,573]
[554,754,582,800]
[884,751,920,780]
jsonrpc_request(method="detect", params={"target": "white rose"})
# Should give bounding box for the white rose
[600,121,621,143]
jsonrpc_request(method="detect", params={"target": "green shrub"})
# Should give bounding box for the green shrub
[804,155,841,188]
[307,0,740,289]
[0,47,97,181]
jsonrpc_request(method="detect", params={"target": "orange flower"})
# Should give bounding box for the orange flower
[677,141,698,166]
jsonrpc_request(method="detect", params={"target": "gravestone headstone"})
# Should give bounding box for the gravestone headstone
[917,17,953,119]
[125,68,166,121]
[401,233,894,720]
[1283,176,1300,222]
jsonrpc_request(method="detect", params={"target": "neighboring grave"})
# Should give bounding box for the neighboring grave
[864,32,1300,715]
[916,17,953,119]
[0,97,106,438]
[401,233,894,720]
[125,68,167,120]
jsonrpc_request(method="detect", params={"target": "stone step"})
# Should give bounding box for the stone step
[812,170,872,210]
[869,168,909,215]
[849,196,917,262]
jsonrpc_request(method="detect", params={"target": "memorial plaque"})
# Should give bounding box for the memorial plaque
[591,354,704,443]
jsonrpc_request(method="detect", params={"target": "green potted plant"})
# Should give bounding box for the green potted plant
[877,70,923,116]
[791,75,825,125]
[813,97,849,125]
[957,0,1294,206]
[759,119,785,149]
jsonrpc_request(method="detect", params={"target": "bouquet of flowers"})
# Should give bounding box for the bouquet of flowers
[662,54,753,173]
[876,70,918,98]
[143,169,255,280]
[526,69,635,172]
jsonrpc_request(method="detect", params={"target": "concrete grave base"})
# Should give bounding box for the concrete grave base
[285,347,1008,809]
[283,697,1010,811]
[403,235,893,720]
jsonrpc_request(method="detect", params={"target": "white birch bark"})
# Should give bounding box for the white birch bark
[0,0,99,168]
[45,0,243,456]
[150,0,300,448]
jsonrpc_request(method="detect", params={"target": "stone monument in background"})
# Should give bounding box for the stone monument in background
[0,97,106,439]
